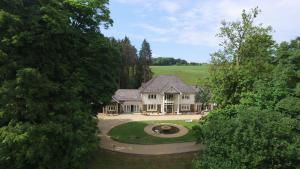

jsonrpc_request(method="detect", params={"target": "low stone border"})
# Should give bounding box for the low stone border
[144,123,189,138]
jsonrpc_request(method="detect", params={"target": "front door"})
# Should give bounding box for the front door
[166,105,173,113]
[131,105,134,113]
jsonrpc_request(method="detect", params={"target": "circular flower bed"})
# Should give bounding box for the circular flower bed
[144,123,188,138]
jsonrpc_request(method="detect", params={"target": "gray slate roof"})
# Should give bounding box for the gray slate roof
[139,75,197,93]
[112,89,141,101]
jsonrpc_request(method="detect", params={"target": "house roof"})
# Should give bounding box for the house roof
[139,75,197,94]
[112,89,141,101]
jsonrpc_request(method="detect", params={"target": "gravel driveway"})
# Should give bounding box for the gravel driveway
[97,113,205,155]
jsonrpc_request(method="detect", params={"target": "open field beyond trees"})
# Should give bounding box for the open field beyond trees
[108,120,198,144]
[150,65,209,85]
[89,149,197,169]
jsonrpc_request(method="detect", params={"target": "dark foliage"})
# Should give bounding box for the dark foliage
[0,0,119,168]
[194,8,300,169]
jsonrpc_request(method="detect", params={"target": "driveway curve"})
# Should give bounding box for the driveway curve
[97,113,206,155]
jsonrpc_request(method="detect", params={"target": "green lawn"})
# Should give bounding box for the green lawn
[108,120,198,144]
[88,149,197,169]
[150,65,209,85]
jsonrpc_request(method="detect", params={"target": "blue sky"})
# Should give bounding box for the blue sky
[103,0,300,63]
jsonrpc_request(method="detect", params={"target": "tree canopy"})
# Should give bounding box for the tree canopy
[136,39,153,85]
[194,106,299,169]
[109,37,153,88]
[0,0,119,168]
[152,57,189,66]
[194,7,300,169]
[210,7,275,107]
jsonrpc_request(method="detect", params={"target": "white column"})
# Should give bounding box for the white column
[162,94,165,114]
[177,94,180,113]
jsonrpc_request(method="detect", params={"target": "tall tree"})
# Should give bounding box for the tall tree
[110,37,138,89]
[210,7,275,107]
[0,0,119,168]
[119,37,138,88]
[238,37,300,117]
[136,39,152,85]
[193,8,300,169]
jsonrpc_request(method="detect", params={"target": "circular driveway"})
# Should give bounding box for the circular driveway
[97,113,206,155]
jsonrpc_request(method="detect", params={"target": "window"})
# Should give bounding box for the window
[181,104,190,111]
[123,105,140,113]
[182,94,190,99]
[133,105,139,112]
[165,94,174,100]
[108,106,116,111]
[148,94,156,99]
[147,104,157,111]
[123,105,130,113]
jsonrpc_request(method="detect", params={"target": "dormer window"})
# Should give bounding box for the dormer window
[148,94,156,99]
[182,94,190,99]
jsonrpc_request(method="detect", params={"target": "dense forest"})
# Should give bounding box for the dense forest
[152,57,202,66]
[110,37,153,89]
[193,7,300,169]
[152,57,187,65]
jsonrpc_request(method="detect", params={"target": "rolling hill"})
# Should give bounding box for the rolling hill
[150,65,209,85]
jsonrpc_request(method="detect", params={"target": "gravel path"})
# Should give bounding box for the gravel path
[97,113,205,155]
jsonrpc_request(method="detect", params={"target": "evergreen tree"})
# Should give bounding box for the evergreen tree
[120,37,138,88]
[136,39,153,85]
[110,37,138,89]
[0,0,119,168]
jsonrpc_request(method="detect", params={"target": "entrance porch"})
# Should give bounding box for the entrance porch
[162,93,180,114]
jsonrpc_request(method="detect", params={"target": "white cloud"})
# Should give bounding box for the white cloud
[116,0,184,13]
[151,37,171,42]
[159,1,180,13]
[135,23,171,34]
[116,0,300,46]
[115,0,145,4]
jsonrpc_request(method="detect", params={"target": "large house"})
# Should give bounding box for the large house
[103,75,213,115]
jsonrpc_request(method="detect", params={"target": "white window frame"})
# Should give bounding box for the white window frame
[182,94,190,100]
[181,104,190,111]
[197,104,201,112]
[108,106,116,111]
[123,105,130,113]
[123,105,140,113]
[165,94,174,100]
[147,104,157,111]
[148,94,156,99]
[133,105,139,112]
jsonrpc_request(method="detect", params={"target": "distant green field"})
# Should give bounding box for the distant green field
[150,65,209,85]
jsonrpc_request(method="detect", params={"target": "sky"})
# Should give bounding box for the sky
[103,0,300,63]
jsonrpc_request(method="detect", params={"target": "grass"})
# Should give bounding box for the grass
[88,148,197,169]
[108,120,198,144]
[150,65,209,85]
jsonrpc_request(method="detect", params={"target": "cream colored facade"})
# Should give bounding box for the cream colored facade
[102,76,213,114]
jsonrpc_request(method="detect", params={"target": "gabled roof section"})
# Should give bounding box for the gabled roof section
[160,83,181,94]
[112,89,141,101]
[139,75,197,93]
